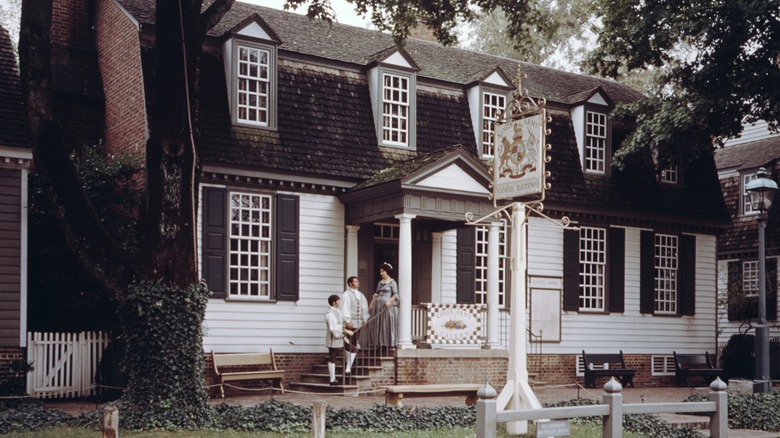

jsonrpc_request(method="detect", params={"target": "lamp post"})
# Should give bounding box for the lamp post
[745,167,778,393]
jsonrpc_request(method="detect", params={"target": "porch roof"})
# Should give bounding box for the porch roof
[340,146,497,225]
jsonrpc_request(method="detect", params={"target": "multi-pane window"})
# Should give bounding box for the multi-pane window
[654,234,678,314]
[579,227,606,311]
[374,223,400,240]
[660,165,678,184]
[585,111,607,173]
[743,260,759,297]
[482,92,506,157]
[229,192,272,299]
[743,173,759,215]
[475,221,508,307]
[382,73,409,146]
[236,45,270,126]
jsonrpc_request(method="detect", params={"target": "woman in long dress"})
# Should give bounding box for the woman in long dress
[369,263,398,348]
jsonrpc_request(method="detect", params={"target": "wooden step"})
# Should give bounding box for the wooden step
[299,372,370,384]
[289,381,360,394]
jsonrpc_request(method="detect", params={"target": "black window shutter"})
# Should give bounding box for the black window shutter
[679,235,696,315]
[767,258,777,321]
[608,227,625,313]
[563,228,580,311]
[727,261,744,321]
[640,230,655,314]
[275,194,299,301]
[456,227,476,304]
[202,187,227,299]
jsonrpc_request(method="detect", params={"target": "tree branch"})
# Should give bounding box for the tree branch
[201,0,235,32]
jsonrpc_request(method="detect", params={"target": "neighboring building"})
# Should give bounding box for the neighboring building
[0,24,33,386]
[48,0,729,387]
[715,122,780,347]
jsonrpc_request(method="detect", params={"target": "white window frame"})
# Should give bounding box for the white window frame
[585,111,608,174]
[579,226,606,311]
[743,260,759,297]
[232,41,277,129]
[660,165,679,184]
[382,72,410,147]
[481,91,506,158]
[475,221,508,308]
[742,172,759,216]
[228,191,273,300]
[651,355,675,376]
[654,233,678,314]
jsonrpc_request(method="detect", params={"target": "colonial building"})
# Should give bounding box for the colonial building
[0,24,33,388]
[715,122,780,353]
[48,0,729,388]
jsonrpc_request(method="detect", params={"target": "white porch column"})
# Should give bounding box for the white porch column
[396,213,416,349]
[431,232,442,303]
[486,221,500,349]
[345,225,360,281]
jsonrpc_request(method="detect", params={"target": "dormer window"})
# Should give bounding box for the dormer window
[742,172,760,215]
[237,44,271,126]
[222,16,280,130]
[482,92,506,157]
[465,67,513,159]
[368,48,419,149]
[660,165,679,184]
[585,111,607,173]
[570,87,614,175]
[382,73,410,146]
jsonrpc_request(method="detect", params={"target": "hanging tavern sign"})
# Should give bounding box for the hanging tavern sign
[492,79,549,203]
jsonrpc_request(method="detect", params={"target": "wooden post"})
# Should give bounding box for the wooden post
[602,378,622,438]
[476,383,498,438]
[102,406,118,438]
[312,401,326,438]
[708,378,728,438]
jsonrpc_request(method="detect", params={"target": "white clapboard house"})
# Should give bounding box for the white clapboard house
[47,0,730,387]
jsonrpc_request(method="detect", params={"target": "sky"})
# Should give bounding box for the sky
[253,0,375,29]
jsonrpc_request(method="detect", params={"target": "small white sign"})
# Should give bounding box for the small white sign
[529,277,562,289]
[536,420,571,437]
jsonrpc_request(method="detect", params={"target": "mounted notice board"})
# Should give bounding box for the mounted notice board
[529,279,562,342]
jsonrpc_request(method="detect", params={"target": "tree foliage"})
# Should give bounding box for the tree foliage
[465,2,595,72]
[284,0,550,46]
[587,0,780,168]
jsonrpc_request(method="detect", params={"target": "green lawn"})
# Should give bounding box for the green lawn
[1,423,650,437]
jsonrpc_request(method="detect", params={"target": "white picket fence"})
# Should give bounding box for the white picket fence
[26,332,110,399]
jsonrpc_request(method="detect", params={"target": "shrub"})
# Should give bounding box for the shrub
[721,334,755,379]
[0,359,33,396]
[728,392,780,431]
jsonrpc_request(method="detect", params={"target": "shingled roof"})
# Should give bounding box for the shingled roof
[118,0,642,106]
[0,26,30,149]
[715,139,780,257]
[118,0,725,226]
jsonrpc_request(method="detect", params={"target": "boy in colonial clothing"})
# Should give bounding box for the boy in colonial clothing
[325,294,354,385]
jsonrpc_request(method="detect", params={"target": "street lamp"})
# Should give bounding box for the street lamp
[745,167,778,393]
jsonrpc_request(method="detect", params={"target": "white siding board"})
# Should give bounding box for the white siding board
[203,192,345,354]
[537,227,719,356]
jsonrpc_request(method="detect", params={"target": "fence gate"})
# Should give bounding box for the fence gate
[26,332,110,399]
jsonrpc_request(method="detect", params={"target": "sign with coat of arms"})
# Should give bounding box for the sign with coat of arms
[493,112,546,200]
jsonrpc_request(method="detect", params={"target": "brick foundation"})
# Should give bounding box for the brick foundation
[202,350,680,396]
[0,347,27,396]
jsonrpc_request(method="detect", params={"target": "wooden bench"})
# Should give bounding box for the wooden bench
[673,351,727,387]
[212,350,285,398]
[582,350,635,388]
[385,384,482,407]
